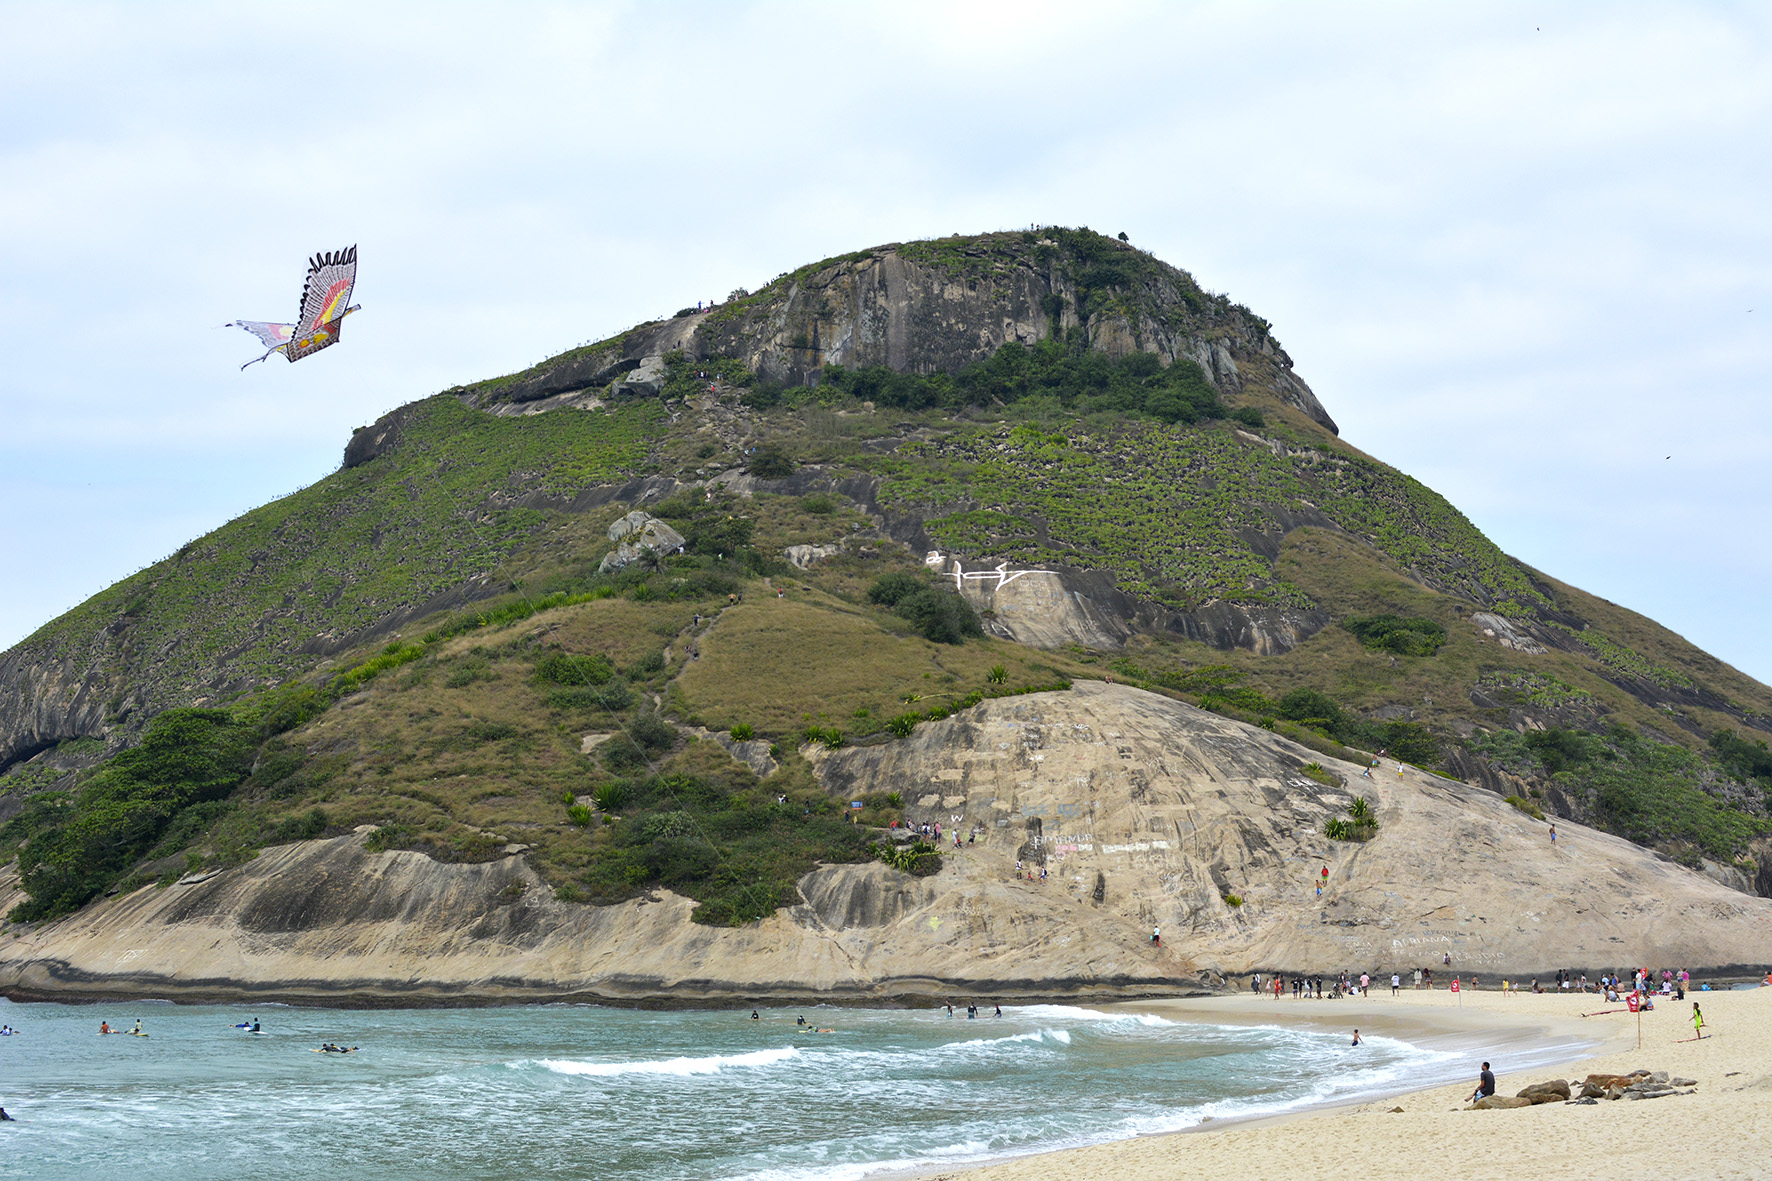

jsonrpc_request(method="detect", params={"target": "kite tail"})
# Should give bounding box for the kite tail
[240,344,287,370]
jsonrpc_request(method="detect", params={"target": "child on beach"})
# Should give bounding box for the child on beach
[1692,1002,1704,1039]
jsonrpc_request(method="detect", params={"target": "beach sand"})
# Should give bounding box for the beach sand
[937,985,1772,1181]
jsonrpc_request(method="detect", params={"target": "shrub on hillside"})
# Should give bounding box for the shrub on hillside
[1343,614,1447,657]
[536,652,614,686]
[866,573,982,645]
[11,708,258,921]
[746,445,794,479]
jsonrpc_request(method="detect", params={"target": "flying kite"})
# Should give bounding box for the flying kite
[227,246,360,369]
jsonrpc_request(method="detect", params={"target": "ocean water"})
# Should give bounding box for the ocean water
[0,998,1489,1180]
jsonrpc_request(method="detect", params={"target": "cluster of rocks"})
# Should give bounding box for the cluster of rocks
[597,511,685,573]
[1471,1070,1696,1109]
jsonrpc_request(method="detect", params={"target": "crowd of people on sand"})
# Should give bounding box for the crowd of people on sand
[1244,961,1717,1003]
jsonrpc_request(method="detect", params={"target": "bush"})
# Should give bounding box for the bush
[875,839,943,876]
[592,782,631,811]
[867,572,924,608]
[988,664,1008,684]
[801,494,836,515]
[1325,796,1379,842]
[801,726,845,748]
[1299,761,1339,787]
[567,804,593,826]
[545,682,634,713]
[364,823,414,853]
[894,587,983,645]
[536,652,615,686]
[683,515,755,557]
[747,445,794,479]
[1505,795,1545,820]
[601,735,647,771]
[1343,614,1446,657]
[624,651,667,678]
[1228,406,1265,428]
[729,723,755,741]
[886,713,920,738]
[11,708,258,922]
[628,712,677,753]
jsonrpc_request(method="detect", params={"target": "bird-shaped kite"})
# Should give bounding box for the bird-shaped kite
[227,246,361,369]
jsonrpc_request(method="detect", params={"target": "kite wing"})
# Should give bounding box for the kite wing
[226,319,297,369]
[286,245,358,362]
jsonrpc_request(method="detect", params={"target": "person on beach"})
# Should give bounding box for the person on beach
[1470,1062,1496,1103]
[1692,1002,1705,1039]
[1351,1030,1361,1046]
[1392,973,1400,996]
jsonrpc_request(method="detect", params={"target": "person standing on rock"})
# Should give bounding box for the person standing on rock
[1550,824,1557,846]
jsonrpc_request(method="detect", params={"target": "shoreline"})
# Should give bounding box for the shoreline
[915,986,1772,1181]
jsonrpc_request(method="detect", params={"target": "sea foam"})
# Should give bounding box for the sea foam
[535,1046,800,1077]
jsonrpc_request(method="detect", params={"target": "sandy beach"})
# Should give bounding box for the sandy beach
[937,985,1772,1181]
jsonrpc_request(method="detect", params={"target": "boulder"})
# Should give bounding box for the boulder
[598,512,686,572]
[1471,1095,1533,1110]
[1584,1071,1649,1092]
[1516,1079,1571,1104]
[784,543,841,569]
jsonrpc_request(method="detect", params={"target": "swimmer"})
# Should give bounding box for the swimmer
[1351,1029,1362,1046]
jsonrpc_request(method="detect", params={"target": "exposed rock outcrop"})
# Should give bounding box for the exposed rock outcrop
[460,232,1339,434]
[597,511,686,573]
[8,683,1765,1006]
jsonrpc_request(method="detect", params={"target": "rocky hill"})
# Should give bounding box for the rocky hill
[2,683,1764,1006]
[2,227,1770,999]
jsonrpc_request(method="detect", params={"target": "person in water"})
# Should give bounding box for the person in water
[1351,1029,1362,1046]
[796,1015,806,1026]
[250,1020,260,1032]
[131,1020,143,1035]
[750,1010,760,1020]
[0,1107,14,1121]
[994,1005,1002,1017]
[100,1021,111,1034]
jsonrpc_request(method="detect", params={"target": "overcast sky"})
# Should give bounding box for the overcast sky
[2,1,1768,684]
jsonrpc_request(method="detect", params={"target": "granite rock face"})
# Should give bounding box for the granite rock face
[461,232,1338,435]
[8,683,1765,1006]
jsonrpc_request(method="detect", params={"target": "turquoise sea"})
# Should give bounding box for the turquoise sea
[0,997,1552,1180]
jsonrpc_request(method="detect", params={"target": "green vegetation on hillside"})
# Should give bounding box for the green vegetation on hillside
[816,340,1232,426]
[15,396,664,723]
[7,708,263,920]
[1344,614,1446,657]
[867,417,1546,615]
[1469,725,1769,864]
